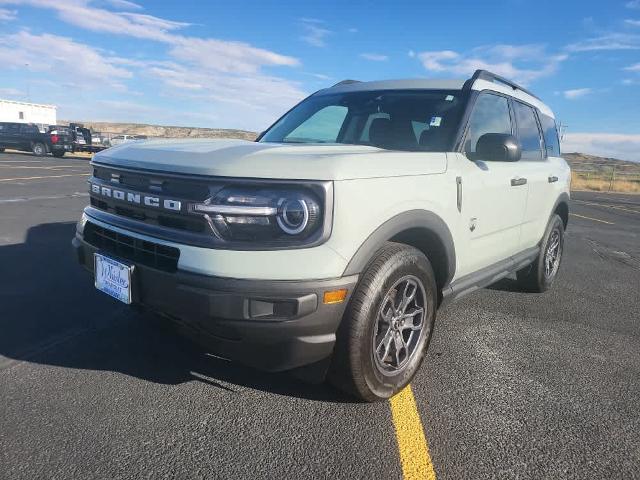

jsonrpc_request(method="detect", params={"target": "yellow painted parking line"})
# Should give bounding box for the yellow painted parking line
[0,173,88,182]
[569,213,615,225]
[573,199,640,215]
[389,385,436,480]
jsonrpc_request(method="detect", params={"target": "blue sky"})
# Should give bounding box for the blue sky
[1,0,640,159]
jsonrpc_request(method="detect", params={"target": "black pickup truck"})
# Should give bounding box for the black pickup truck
[0,122,73,157]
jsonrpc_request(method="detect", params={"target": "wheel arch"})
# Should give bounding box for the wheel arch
[342,210,456,292]
[552,192,570,229]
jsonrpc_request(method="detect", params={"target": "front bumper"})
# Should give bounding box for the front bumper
[72,234,357,372]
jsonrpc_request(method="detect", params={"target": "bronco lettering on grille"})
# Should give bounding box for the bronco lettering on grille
[90,183,182,211]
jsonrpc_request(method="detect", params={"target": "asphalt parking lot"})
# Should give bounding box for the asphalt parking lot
[1,151,639,479]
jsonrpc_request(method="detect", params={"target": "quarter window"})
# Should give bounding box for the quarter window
[513,101,543,161]
[464,93,512,155]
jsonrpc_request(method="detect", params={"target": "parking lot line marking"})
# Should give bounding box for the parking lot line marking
[570,213,615,225]
[0,173,88,182]
[0,165,84,169]
[573,199,640,215]
[389,385,436,480]
[0,192,88,204]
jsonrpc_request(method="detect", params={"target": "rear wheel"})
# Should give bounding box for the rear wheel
[328,242,437,402]
[32,142,46,156]
[516,214,565,292]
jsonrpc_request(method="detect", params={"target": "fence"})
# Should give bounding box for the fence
[571,164,640,193]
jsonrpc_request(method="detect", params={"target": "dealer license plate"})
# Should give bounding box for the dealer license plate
[94,253,133,304]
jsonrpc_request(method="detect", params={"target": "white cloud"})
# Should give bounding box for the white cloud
[415,44,567,85]
[0,31,132,86]
[625,19,640,26]
[0,7,16,20]
[0,87,22,96]
[99,0,143,10]
[302,72,332,80]
[566,33,640,51]
[563,88,592,99]
[347,27,358,33]
[0,0,305,130]
[300,18,331,47]
[562,133,640,162]
[626,0,640,9]
[168,37,299,74]
[360,53,388,62]
[624,62,640,71]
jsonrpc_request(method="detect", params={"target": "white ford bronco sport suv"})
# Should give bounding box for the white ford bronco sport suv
[73,70,570,401]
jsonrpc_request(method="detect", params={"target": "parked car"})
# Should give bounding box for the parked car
[110,134,147,146]
[0,122,73,157]
[72,69,570,401]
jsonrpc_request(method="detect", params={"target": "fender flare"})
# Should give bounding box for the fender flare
[550,192,570,228]
[342,209,456,286]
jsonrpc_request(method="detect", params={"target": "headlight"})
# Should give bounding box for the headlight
[188,184,328,246]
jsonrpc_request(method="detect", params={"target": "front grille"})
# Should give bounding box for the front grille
[84,222,180,272]
[89,165,213,234]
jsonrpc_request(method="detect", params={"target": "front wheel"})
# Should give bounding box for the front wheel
[328,242,437,402]
[516,214,565,292]
[32,142,46,156]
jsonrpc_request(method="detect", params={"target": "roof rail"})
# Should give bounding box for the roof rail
[331,79,361,87]
[463,69,540,100]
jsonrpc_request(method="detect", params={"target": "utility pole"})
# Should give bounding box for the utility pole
[557,121,568,141]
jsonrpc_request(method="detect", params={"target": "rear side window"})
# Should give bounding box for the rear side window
[513,101,543,161]
[464,93,512,154]
[539,114,560,157]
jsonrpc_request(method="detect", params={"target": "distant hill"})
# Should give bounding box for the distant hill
[59,120,257,141]
[57,121,640,176]
[563,152,640,174]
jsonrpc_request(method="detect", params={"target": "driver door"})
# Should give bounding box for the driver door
[455,92,528,275]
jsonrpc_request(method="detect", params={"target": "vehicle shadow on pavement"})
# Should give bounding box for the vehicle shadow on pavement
[0,222,354,403]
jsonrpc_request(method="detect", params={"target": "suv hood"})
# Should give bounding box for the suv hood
[94,138,447,180]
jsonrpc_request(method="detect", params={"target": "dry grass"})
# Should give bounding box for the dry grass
[571,171,640,193]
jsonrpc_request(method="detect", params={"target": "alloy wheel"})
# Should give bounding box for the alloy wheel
[372,275,427,374]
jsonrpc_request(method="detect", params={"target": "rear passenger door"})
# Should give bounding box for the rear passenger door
[455,92,529,274]
[511,101,556,250]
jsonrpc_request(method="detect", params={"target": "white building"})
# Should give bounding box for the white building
[0,99,57,131]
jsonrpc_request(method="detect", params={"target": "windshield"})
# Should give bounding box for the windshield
[260,89,465,152]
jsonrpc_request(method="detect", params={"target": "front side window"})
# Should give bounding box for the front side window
[464,93,512,155]
[513,101,543,161]
[260,90,465,152]
[539,113,560,157]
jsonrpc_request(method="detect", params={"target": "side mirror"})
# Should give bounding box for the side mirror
[476,133,521,162]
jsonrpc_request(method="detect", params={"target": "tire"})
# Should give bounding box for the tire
[0,148,4,153]
[52,150,65,158]
[32,142,46,156]
[516,214,565,293]
[328,242,437,402]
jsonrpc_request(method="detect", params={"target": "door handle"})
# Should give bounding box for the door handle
[548,175,558,183]
[510,177,527,187]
